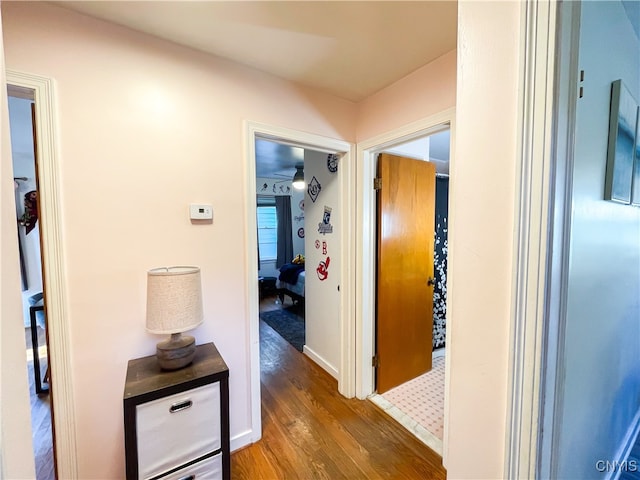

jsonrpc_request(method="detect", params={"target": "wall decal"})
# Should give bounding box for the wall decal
[299,199,304,211]
[315,240,321,249]
[297,227,305,238]
[316,256,330,281]
[257,179,294,196]
[307,175,322,203]
[318,205,333,235]
[294,214,304,222]
[307,176,322,203]
[327,154,338,173]
[322,241,327,255]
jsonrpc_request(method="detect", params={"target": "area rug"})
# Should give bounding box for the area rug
[260,307,305,352]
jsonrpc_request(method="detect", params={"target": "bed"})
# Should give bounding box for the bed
[276,263,305,304]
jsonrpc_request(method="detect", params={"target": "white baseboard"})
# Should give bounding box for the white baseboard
[230,428,255,453]
[303,345,338,379]
[608,406,640,480]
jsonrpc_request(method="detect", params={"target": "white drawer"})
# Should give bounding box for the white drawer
[160,453,222,480]
[136,383,221,480]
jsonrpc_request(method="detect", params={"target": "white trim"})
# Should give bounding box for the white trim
[230,429,255,453]
[6,70,78,479]
[354,108,455,465]
[243,121,355,445]
[303,346,338,379]
[504,1,563,478]
[538,2,581,478]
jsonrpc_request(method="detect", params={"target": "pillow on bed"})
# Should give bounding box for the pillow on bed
[292,254,305,265]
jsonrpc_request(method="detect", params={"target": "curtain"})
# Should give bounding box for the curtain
[432,176,449,350]
[275,195,293,269]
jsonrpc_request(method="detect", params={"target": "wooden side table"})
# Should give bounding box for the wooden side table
[123,342,230,480]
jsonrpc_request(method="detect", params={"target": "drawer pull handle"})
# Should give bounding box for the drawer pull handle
[169,399,193,413]
[177,476,195,480]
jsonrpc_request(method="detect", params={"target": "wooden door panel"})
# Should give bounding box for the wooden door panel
[376,153,435,393]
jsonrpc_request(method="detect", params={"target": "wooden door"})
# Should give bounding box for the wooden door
[376,153,435,393]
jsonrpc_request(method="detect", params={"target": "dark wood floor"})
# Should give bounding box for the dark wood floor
[25,327,55,480]
[231,297,446,479]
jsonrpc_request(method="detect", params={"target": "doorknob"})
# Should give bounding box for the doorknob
[427,277,435,287]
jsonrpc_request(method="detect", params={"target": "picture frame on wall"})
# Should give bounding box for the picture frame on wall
[631,106,640,207]
[605,79,638,204]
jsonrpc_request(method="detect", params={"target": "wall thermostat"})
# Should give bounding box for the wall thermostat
[189,204,213,220]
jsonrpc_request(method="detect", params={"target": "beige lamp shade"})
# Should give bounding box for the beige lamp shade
[146,266,203,334]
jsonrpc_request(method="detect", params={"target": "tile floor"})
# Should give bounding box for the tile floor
[370,350,445,455]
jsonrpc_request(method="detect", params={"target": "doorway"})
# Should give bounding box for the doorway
[6,70,77,478]
[255,138,307,355]
[355,108,455,456]
[244,122,354,442]
[8,88,54,479]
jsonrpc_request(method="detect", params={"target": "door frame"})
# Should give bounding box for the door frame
[504,1,575,478]
[355,107,455,400]
[243,121,355,443]
[355,108,455,459]
[6,70,78,478]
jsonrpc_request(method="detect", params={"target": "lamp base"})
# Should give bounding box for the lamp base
[156,333,196,370]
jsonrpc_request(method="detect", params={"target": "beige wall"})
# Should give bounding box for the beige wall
[1,2,356,477]
[1,1,523,479]
[0,7,37,478]
[356,49,456,141]
[446,2,522,478]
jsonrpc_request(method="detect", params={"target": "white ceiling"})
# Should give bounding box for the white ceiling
[55,1,457,103]
[53,1,456,179]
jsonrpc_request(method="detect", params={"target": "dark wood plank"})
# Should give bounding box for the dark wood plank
[232,311,446,479]
[26,349,55,480]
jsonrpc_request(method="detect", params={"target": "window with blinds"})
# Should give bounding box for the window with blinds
[257,197,277,261]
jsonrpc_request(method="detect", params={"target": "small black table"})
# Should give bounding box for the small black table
[29,299,48,395]
[123,342,230,480]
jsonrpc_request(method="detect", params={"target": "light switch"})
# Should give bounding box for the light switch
[190,204,213,220]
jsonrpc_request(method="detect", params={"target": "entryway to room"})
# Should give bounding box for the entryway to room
[357,113,453,457]
[8,84,55,480]
[254,138,308,355]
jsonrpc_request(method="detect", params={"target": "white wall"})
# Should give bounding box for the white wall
[1,3,356,477]
[303,150,341,377]
[556,2,640,478]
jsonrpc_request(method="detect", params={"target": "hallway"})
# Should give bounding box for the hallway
[231,317,446,479]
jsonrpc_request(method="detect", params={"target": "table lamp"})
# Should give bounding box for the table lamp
[146,266,203,370]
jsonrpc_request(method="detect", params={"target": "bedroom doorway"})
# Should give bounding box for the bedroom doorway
[245,121,354,441]
[254,138,343,374]
[255,138,307,354]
